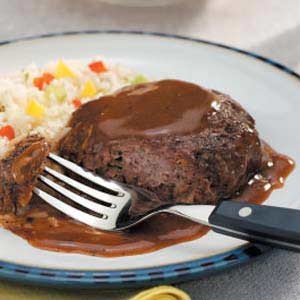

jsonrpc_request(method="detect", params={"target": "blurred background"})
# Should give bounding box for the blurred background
[0,0,299,72]
[0,1,300,299]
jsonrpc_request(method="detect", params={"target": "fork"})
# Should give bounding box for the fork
[34,153,300,252]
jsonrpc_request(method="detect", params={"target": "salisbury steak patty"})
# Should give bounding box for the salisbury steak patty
[0,136,49,214]
[59,80,262,214]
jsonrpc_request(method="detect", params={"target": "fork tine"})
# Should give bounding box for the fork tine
[48,153,123,195]
[33,188,114,230]
[39,175,114,216]
[44,166,123,206]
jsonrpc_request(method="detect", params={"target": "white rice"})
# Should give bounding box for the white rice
[0,58,146,157]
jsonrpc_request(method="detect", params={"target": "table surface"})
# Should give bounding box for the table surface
[0,1,300,299]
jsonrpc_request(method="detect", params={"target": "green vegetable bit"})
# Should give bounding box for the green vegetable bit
[45,85,67,103]
[130,74,148,84]
[23,71,30,82]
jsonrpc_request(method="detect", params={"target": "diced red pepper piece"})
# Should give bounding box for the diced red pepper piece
[72,98,82,108]
[88,61,108,73]
[0,125,15,140]
[43,73,54,85]
[33,73,54,90]
[33,76,44,90]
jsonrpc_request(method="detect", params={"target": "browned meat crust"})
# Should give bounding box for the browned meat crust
[0,136,49,214]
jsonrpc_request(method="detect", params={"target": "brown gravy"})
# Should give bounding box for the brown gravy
[1,142,294,257]
[69,80,216,140]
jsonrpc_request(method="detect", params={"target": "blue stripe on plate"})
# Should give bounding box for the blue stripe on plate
[0,244,270,288]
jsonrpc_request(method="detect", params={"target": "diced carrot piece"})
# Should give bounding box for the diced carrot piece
[0,125,15,140]
[88,61,108,73]
[72,98,82,108]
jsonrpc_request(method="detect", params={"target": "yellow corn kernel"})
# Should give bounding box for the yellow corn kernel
[26,98,45,118]
[55,60,76,78]
[80,80,97,98]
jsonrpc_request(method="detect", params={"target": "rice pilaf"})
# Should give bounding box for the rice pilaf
[0,58,147,157]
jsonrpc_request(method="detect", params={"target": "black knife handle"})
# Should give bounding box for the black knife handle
[209,201,300,252]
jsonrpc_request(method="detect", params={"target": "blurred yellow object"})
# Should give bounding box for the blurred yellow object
[80,80,97,98]
[55,60,76,78]
[26,98,45,118]
[130,286,190,300]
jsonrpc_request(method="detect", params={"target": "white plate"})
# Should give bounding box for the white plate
[0,31,299,278]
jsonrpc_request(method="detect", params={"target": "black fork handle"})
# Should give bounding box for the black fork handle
[209,201,300,252]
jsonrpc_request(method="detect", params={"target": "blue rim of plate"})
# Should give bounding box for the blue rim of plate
[0,30,299,288]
